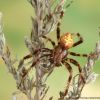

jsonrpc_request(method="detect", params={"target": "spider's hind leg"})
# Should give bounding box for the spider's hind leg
[66,58,85,83]
[60,61,73,98]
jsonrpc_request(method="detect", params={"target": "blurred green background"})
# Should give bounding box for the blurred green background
[0,0,100,100]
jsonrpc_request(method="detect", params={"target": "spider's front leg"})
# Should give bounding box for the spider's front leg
[20,48,52,63]
[18,49,40,70]
[72,33,83,47]
[42,35,56,47]
[56,11,64,41]
[60,61,73,98]
[56,22,61,41]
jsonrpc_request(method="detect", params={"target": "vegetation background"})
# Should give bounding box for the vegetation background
[0,0,100,99]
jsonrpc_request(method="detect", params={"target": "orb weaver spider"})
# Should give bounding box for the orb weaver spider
[21,30,88,97]
[20,11,88,97]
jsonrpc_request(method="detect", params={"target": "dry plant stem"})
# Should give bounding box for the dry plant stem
[29,0,71,100]
[34,67,41,100]
[27,91,33,100]
[32,0,45,99]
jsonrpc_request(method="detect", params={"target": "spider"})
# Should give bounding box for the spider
[21,30,88,97]
[20,11,88,97]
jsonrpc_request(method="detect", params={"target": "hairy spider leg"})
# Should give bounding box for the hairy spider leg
[57,22,60,41]
[22,48,52,61]
[66,58,85,83]
[60,62,73,97]
[56,11,64,41]
[23,54,32,60]
[68,51,88,57]
[42,35,56,47]
[72,33,83,47]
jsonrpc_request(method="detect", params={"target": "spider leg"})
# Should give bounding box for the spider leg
[60,61,72,97]
[20,48,52,64]
[18,54,32,68]
[32,53,51,67]
[66,58,85,83]
[72,33,83,47]
[23,54,51,77]
[19,50,52,87]
[23,54,32,60]
[68,51,88,57]
[57,22,60,41]
[57,11,64,41]
[44,69,54,83]
[33,48,52,55]
[19,47,52,77]
[42,35,55,47]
